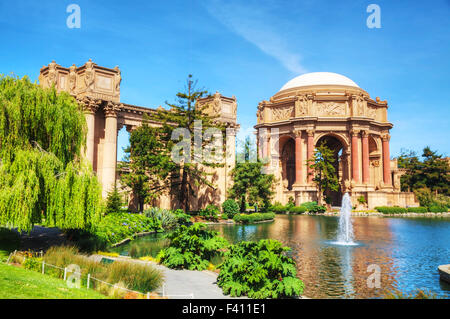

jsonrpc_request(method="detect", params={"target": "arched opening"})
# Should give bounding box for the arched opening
[315,134,346,206]
[281,138,295,190]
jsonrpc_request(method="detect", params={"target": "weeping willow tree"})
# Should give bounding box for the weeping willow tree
[0,75,104,232]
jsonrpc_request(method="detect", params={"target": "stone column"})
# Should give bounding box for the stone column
[264,128,270,159]
[78,97,100,167]
[225,126,237,193]
[351,129,360,183]
[362,130,370,184]
[306,129,314,183]
[294,130,303,185]
[382,133,392,186]
[102,102,121,198]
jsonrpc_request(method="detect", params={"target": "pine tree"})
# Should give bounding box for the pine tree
[308,142,339,206]
[229,138,274,212]
[124,75,226,211]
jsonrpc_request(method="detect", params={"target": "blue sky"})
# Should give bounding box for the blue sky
[1,0,449,160]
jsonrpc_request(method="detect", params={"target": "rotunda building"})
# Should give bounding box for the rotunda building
[255,72,417,208]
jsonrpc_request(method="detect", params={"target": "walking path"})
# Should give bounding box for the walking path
[90,254,246,299]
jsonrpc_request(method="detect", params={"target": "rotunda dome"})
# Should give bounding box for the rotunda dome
[279,72,359,92]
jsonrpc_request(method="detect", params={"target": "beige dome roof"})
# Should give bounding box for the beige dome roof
[279,72,359,91]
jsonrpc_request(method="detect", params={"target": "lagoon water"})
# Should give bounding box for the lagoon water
[114,215,450,299]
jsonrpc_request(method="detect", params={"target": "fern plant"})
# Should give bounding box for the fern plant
[217,239,304,299]
[157,223,228,270]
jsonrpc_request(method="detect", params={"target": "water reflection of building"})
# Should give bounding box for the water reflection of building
[267,215,397,298]
[213,215,398,298]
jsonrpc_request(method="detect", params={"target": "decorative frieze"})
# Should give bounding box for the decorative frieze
[316,101,347,116]
[271,105,293,121]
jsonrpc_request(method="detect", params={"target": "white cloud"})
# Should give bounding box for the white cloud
[204,0,307,74]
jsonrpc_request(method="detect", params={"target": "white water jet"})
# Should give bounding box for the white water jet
[336,193,356,245]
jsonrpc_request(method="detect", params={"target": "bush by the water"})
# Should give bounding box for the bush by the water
[407,207,428,213]
[222,199,240,219]
[217,239,305,298]
[376,206,448,214]
[233,212,275,224]
[288,206,307,214]
[144,207,191,230]
[429,206,448,213]
[198,204,220,221]
[95,212,162,246]
[375,207,408,214]
[301,201,327,213]
[157,223,229,270]
[270,203,288,214]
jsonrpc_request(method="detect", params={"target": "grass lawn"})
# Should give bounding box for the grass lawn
[0,263,107,299]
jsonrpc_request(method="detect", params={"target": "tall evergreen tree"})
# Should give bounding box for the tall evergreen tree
[229,138,274,212]
[398,146,449,196]
[119,121,175,212]
[308,142,339,206]
[123,75,226,211]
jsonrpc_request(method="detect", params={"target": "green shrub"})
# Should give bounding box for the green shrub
[428,206,448,213]
[94,212,162,246]
[300,201,326,213]
[222,199,239,219]
[270,204,287,214]
[172,209,192,226]
[217,239,304,299]
[221,213,229,220]
[407,207,428,213]
[375,206,408,214]
[233,212,275,224]
[105,187,123,215]
[144,207,178,230]
[288,206,306,214]
[199,204,220,221]
[157,223,229,270]
[357,196,366,204]
[300,202,327,213]
[23,257,42,272]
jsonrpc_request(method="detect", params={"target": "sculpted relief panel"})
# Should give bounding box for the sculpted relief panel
[316,101,347,117]
[271,105,294,121]
[367,105,377,120]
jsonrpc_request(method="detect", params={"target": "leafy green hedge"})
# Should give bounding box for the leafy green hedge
[407,207,428,213]
[429,206,448,213]
[288,206,307,214]
[375,207,408,214]
[217,239,304,298]
[377,206,448,214]
[233,212,275,224]
[271,204,288,214]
